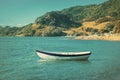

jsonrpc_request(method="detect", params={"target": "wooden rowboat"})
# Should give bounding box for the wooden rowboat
[36,50,91,60]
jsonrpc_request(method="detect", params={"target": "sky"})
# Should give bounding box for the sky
[0,0,108,27]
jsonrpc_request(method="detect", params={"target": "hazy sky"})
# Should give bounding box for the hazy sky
[0,0,107,26]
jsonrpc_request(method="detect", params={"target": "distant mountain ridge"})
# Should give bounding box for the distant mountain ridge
[61,0,120,21]
[0,0,120,36]
[34,0,120,25]
[35,11,81,28]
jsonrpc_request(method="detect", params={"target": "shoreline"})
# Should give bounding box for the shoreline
[75,34,120,41]
[0,34,120,41]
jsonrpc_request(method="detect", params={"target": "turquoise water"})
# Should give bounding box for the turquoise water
[0,37,120,80]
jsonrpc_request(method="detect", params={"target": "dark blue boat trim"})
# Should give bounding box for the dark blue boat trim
[36,50,91,57]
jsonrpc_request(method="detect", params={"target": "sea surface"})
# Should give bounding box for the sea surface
[0,37,120,80]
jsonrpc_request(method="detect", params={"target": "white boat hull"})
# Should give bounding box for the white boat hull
[36,50,91,60]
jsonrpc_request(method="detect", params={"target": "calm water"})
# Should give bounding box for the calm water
[0,37,120,80]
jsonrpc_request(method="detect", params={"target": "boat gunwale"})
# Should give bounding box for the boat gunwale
[36,50,91,57]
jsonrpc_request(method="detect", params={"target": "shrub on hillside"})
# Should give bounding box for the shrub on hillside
[113,20,120,33]
[42,27,66,36]
[105,23,114,31]
[96,16,115,24]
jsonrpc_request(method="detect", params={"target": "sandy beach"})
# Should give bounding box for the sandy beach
[75,34,120,41]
